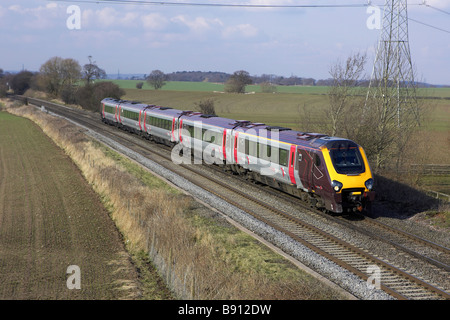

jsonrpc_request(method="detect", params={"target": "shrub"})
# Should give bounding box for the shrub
[194,98,216,116]
[77,82,125,112]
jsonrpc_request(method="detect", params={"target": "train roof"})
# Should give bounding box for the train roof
[186,112,347,149]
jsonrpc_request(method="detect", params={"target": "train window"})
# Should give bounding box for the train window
[248,140,257,157]
[244,137,249,155]
[329,141,365,174]
[215,134,222,146]
[184,124,194,137]
[279,149,288,167]
[104,105,115,114]
[259,143,273,161]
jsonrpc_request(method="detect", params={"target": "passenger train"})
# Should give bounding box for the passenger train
[101,97,375,214]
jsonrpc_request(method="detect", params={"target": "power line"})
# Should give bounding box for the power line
[51,0,450,34]
[408,16,450,34]
[51,0,368,8]
[420,2,450,16]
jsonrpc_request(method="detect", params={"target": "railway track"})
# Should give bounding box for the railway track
[11,96,450,300]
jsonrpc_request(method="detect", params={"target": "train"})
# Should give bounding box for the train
[101,97,375,214]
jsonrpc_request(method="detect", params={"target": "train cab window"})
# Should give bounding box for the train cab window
[329,141,365,174]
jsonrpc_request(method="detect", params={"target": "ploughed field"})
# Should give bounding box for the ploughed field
[0,112,140,299]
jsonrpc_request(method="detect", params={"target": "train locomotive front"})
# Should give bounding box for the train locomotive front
[318,139,375,214]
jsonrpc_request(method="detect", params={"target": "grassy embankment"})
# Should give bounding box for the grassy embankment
[3,99,346,300]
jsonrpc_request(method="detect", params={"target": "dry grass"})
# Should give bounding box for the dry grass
[4,100,346,300]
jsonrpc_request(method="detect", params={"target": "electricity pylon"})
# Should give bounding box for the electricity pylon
[365,0,419,127]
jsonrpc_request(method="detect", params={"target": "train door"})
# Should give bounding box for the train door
[225,129,233,164]
[297,148,313,191]
[171,117,176,142]
[311,152,324,192]
[233,132,239,164]
[143,112,147,133]
[221,129,227,162]
[288,145,296,184]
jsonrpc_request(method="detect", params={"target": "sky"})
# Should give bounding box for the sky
[0,0,449,85]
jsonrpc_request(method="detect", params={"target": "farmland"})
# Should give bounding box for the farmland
[0,111,142,299]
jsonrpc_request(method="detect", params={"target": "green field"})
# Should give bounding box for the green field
[107,79,331,94]
[123,88,329,131]
[108,79,450,96]
[119,81,448,132]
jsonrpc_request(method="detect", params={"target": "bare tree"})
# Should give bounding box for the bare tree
[82,55,106,85]
[39,57,81,96]
[365,56,423,170]
[146,70,167,90]
[327,52,367,137]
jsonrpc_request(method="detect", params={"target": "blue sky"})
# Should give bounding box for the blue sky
[1,0,449,85]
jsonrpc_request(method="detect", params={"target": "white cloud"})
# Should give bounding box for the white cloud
[171,15,223,33]
[222,24,258,39]
[141,13,168,30]
[96,7,117,28]
[90,7,141,28]
[6,3,62,29]
[8,5,21,13]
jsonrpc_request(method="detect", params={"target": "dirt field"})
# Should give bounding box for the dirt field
[0,111,141,299]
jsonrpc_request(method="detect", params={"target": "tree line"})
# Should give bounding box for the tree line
[0,56,124,112]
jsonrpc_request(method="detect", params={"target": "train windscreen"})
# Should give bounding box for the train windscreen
[328,141,365,174]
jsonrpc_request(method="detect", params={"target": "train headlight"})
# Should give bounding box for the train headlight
[365,178,374,191]
[331,180,343,192]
